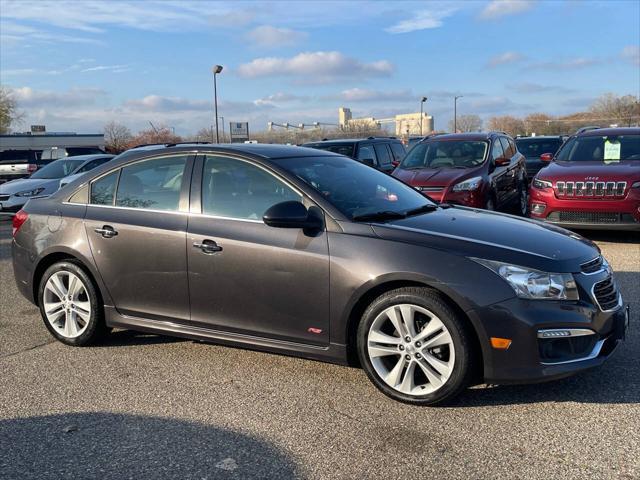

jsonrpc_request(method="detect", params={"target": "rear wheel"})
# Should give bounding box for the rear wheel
[517,182,528,216]
[357,287,475,405]
[38,261,108,346]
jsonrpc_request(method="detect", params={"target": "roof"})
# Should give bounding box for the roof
[304,137,400,145]
[422,132,495,141]
[579,127,640,137]
[122,143,339,160]
[60,154,115,162]
[515,136,563,140]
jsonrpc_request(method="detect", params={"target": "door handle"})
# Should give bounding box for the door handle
[193,240,222,254]
[94,225,118,238]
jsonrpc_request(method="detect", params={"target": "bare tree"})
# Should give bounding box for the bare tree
[104,121,132,153]
[0,86,22,134]
[486,115,526,137]
[126,126,182,149]
[447,114,482,133]
[523,113,561,136]
[589,93,640,126]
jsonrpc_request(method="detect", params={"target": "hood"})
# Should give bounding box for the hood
[393,167,481,187]
[371,206,599,273]
[0,178,60,195]
[537,161,640,182]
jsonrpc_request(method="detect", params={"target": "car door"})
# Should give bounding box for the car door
[373,143,395,173]
[84,153,193,321]
[489,139,510,206]
[186,154,330,346]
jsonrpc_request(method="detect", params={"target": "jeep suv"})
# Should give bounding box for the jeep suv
[393,132,528,215]
[529,127,640,230]
[303,137,406,173]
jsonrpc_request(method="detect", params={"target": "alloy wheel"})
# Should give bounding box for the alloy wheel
[519,187,528,215]
[367,304,455,396]
[43,271,92,338]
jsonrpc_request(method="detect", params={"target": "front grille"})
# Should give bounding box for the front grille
[0,195,10,202]
[555,211,620,224]
[556,181,626,198]
[593,276,619,311]
[581,256,603,274]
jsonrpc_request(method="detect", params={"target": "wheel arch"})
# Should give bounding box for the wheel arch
[344,276,485,381]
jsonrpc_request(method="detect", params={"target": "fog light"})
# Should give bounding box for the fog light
[490,337,512,350]
[531,203,546,214]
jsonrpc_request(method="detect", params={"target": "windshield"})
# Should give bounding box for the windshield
[305,143,355,158]
[400,140,488,169]
[274,156,435,220]
[555,134,640,162]
[30,159,84,179]
[515,138,562,158]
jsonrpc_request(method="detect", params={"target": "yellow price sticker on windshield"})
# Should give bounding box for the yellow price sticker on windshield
[604,140,621,162]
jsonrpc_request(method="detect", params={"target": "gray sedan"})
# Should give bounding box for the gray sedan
[0,154,114,213]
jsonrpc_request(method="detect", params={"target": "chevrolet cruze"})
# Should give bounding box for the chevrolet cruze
[11,144,629,405]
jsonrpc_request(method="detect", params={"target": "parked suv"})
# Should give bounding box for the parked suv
[393,132,528,215]
[529,127,640,230]
[515,135,564,181]
[12,144,628,405]
[303,137,406,173]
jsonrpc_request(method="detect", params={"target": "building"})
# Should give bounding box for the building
[0,132,105,152]
[338,107,434,136]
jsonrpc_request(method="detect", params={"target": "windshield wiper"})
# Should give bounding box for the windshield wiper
[352,210,407,222]
[404,204,439,217]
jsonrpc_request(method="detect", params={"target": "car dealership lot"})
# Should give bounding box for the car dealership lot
[0,218,638,479]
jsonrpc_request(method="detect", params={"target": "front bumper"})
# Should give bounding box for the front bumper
[529,185,640,231]
[468,295,628,384]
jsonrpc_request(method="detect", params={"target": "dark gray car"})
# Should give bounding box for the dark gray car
[11,144,628,405]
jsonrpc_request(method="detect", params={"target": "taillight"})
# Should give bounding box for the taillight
[27,164,38,173]
[12,210,28,237]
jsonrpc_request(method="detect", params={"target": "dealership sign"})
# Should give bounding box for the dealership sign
[229,122,249,143]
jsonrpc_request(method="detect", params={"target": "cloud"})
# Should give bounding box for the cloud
[245,25,307,48]
[0,20,102,46]
[506,82,576,94]
[621,45,640,66]
[253,92,308,106]
[487,51,525,67]
[527,57,602,70]
[123,95,212,112]
[80,64,130,73]
[479,0,536,20]
[330,88,414,103]
[465,96,536,114]
[9,86,107,107]
[385,6,460,33]
[236,51,394,81]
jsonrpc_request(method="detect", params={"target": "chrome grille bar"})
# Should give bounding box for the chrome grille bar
[555,181,627,197]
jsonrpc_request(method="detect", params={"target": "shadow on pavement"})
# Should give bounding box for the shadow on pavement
[0,412,302,479]
[576,229,640,244]
[99,329,188,347]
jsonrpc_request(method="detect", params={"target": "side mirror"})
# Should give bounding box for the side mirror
[360,158,375,167]
[263,201,323,230]
[540,153,553,162]
[391,160,400,168]
[495,157,511,167]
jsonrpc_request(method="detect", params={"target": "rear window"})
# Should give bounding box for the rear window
[0,150,40,162]
[555,134,640,162]
[515,138,562,158]
[66,147,104,157]
[306,143,355,158]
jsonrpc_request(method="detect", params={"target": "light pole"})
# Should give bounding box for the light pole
[420,96,427,135]
[219,116,225,143]
[454,95,463,133]
[212,65,223,143]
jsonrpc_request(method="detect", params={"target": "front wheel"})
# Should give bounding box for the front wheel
[517,182,528,216]
[38,260,108,346]
[357,287,475,405]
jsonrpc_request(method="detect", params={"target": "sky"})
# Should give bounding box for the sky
[1,0,639,135]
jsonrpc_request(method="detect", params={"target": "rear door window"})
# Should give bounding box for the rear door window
[90,170,119,205]
[390,142,406,162]
[357,145,378,165]
[373,144,392,167]
[115,155,187,211]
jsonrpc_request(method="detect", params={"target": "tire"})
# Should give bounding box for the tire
[357,287,475,406]
[485,195,496,211]
[517,182,528,216]
[38,260,108,346]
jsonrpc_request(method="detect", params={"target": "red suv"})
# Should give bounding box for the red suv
[393,132,528,214]
[529,127,640,230]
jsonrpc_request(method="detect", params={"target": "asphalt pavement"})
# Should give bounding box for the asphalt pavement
[1,217,638,479]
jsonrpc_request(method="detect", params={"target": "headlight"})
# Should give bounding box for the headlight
[452,176,482,192]
[15,187,45,197]
[471,259,579,300]
[532,178,552,189]
[632,181,640,188]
